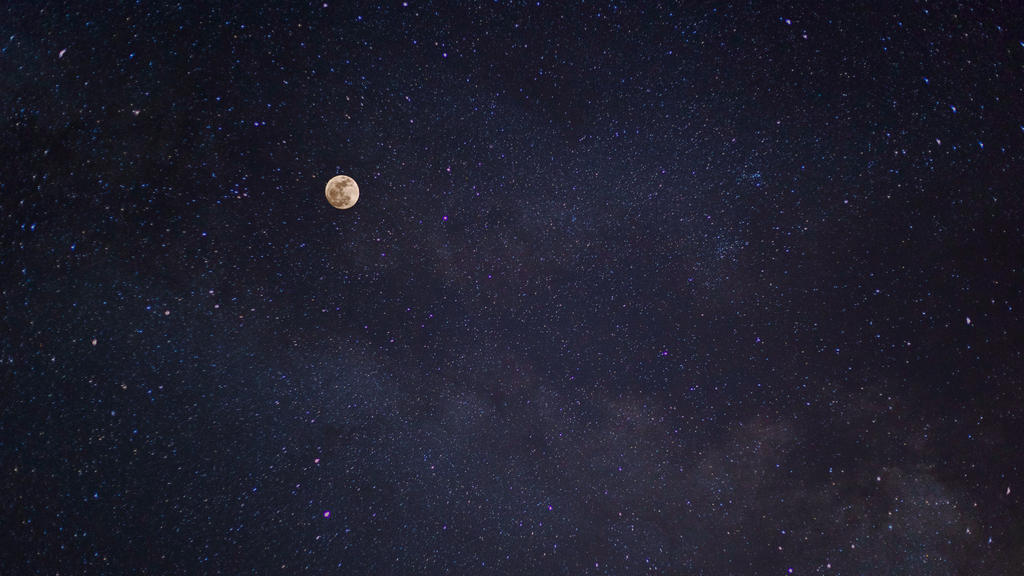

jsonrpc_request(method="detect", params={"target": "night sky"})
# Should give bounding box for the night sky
[4,1,1024,574]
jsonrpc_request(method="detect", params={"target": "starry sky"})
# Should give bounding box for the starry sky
[3,1,1024,574]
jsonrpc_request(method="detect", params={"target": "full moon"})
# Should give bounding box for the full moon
[325,175,359,210]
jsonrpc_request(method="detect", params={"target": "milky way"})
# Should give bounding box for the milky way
[3,2,1023,574]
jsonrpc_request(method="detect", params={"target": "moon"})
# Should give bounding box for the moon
[325,175,359,210]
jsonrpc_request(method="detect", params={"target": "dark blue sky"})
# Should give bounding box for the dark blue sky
[3,1,1023,574]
